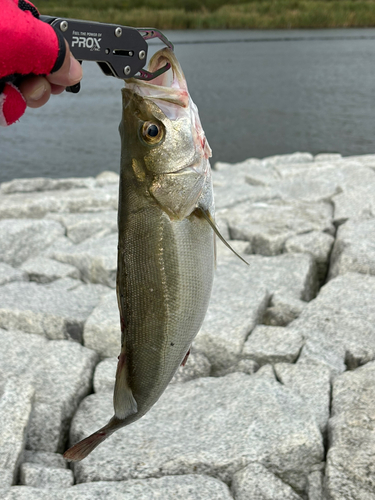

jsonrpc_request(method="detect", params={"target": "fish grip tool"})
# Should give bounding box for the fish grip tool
[40,16,174,93]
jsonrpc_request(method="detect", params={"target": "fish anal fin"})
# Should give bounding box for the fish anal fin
[113,352,138,420]
[195,207,249,266]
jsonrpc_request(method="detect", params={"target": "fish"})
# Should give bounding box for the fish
[63,47,217,461]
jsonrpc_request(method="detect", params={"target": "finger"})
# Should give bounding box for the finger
[50,84,66,95]
[47,40,82,87]
[18,75,51,109]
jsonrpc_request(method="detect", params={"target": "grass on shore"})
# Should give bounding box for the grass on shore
[36,0,375,29]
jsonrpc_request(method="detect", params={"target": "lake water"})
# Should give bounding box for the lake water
[1,29,375,182]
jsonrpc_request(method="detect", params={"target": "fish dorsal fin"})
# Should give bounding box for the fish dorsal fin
[196,208,249,266]
[113,352,138,420]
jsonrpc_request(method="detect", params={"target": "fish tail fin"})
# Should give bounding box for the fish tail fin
[63,416,121,462]
[113,352,138,420]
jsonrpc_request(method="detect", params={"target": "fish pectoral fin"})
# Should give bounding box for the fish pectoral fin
[113,352,138,420]
[195,207,249,266]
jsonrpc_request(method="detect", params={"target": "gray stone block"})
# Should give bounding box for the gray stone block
[289,273,375,376]
[329,218,375,279]
[20,463,74,488]
[20,257,80,283]
[274,362,330,432]
[3,474,233,500]
[0,378,34,486]
[0,186,118,219]
[0,176,96,194]
[263,293,306,326]
[285,230,334,281]
[23,451,68,469]
[70,373,323,494]
[215,358,259,377]
[0,262,27,286]
[194,253,317,373]
[47,234,117,288]
[333,185,375,224]
[0,329,98,453]
[325,361,375,499]
[222,199,334,256]
[193,259,269,373]
[231,462,303,499]
[243,325,303,365]
[170,349,211,384]
[47,211,118,244]
[0,280,104,341]
[0,219,64,266]
[84,290,120,357]
[93,358,117,393]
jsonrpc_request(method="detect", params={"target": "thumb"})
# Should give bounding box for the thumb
[47,39,82,87]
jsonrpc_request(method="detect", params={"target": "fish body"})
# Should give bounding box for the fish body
[64,48,215,461]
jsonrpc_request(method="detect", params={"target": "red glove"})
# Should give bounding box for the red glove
[0,0,66,126]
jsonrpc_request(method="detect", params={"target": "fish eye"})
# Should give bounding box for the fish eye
[141,121,164,144]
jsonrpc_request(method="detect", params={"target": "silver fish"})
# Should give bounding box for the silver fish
[64,48,217,461]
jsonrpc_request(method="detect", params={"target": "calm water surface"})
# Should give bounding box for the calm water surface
[1,29,375,182]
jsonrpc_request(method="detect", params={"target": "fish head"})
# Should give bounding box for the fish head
[120,48,212,220]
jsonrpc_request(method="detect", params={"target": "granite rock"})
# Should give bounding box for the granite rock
[0,378,34,486]
[274,362,331,432]
[0,219,65,266]
[194,253,317,373]
[20,257,80,283]
[23,451,68,469]
[231,462,303,500]
[20,463,74,488]
[262,293,306,326]
[0,280,104,341]
[329,218,375,279]
[289,273,375,376]
[70,373,323,494]
[0,262,28,286]
[3,474,233,500]
[84,290,120,357]
[285,230,334,282]
[325,361,375,499]
[0,186,118,219]
[93,358,117,393]
[0,176,96,194]
[170,349,211,384]
[221,199,334,256]
[243,325,303,365]
[47,211,118,244]
[0,329,98,452]
[46,234,117,288]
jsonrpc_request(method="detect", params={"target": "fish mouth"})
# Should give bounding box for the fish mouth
[124,48,190,108]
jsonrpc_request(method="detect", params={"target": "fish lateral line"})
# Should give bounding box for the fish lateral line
[195,207,249,266]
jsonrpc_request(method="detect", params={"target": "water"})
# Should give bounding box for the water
[1,29,375,183]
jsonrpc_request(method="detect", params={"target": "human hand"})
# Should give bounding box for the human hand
[0,0,83,125]
[18,40,83,109]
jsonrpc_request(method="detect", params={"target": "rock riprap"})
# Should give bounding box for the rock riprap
[1,154,375,499]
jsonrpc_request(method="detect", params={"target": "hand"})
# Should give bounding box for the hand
[19,39,83,109]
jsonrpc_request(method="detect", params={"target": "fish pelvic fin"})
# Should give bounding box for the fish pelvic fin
[113,352,138,420]
[63,417,123,462]
[195,207,249,266]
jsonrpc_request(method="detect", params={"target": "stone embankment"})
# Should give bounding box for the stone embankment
[1,153,375,499]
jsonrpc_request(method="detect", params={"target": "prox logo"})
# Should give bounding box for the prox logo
[72,36,101,50]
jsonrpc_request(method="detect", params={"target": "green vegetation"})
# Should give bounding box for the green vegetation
[36,0,375,29]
